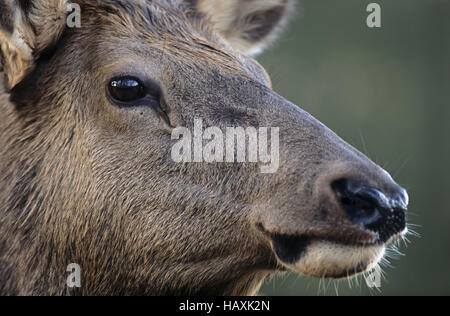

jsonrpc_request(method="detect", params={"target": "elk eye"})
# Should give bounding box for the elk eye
[109,77,146,103]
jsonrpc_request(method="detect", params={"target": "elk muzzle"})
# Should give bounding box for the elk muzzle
[259,169,409,278]
[248,93,410,279]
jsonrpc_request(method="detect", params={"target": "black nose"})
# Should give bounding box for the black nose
[331,179,408,242]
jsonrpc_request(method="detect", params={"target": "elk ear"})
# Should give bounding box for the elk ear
[0,0,69,89]
[190,0,294,55]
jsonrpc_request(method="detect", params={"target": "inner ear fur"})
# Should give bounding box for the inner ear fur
[191,0,295,55]
[0,0,69,89]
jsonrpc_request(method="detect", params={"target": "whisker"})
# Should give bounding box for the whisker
[392,155,413,178]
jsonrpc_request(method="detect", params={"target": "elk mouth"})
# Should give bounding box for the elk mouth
[263,229,407,279]
[270,234,384,278]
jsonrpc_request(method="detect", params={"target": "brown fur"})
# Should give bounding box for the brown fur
[0,0,406,295]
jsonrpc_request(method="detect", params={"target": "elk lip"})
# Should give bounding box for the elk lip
[268,233,388,279]
[270,234,375,264]
[256,223,405,279]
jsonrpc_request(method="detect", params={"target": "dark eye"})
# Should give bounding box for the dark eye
[109,77,146,103]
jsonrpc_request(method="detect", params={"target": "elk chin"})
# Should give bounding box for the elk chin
[271,235,386,279]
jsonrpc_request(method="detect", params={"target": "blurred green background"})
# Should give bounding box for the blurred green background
[258,0,450,296]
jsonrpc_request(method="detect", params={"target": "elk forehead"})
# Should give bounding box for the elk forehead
[78,0,266,80]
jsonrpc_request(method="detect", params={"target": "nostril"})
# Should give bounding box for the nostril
[331,178,408,242]
[331,179,384,227]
